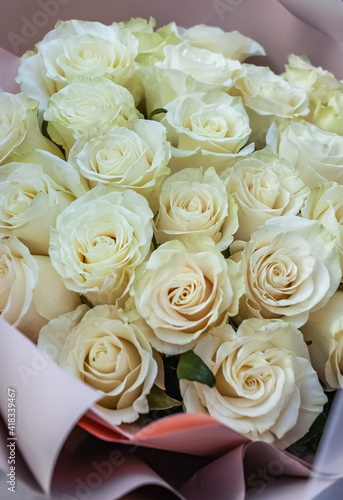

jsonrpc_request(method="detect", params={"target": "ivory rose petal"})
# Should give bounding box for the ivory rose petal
[222,149,310,241]
[44,77,141,154]
[68,120,171,213]
[0,150,87,255]
[49,185,153,307]
[130,235,244,354]
[38,305,157,425]
[181,318,327,448]
[154,166,238,250]
[160,89,252,173]
[0,235,80,342]
[17,20,139,109]
[233,216,341,327]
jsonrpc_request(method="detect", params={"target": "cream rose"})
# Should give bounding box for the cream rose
[301,290,343,391]
[0,235,80,342]
[233,64,309,147]
[49,186,153,307]
[38,304,157,425]
[130,235,244,355]
[301,181,343,273]
[313,89,343,135]
[233,216,341,327]
[68,120,171,213]
[0,92,62,163]
[154,167,238,250]
[157,42,245,88]
[177,25,265,61]
[222,149,310,241]
[0,150,87,255]
[117,17,180,66]
[284,54,343,114]
[160,89,253,173]
[137,64,215,118]
[270,120,343,187]
[17,20,139,109]
[181,318,327,448]
[43,77,141,154]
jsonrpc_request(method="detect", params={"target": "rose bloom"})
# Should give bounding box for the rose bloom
[301,290,343,391]
[49,185,153,307]
[284,54,343,114]
[232,64,309,147]
[0,235,80,342]
[222,149,310,241]
[154,167,238,250]
[38,304,157,425]
[0,150,87,255]
[43,77,141,154]
[232,216,341,327]
[176,25,265,61]
[16,20,139,110]
[181,318,327,448]
[130,235,244,355]
[0,92,62,163]
[269,120,343,187]
[157,42,245,88]
[117,17,181,66]
[160,90,253,173]
[301,181,343,274]
[313,89,343,136]
[137,64,215,119]
[68,120,171,214]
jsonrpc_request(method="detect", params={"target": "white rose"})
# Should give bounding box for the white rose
[301,290,343,391]
[0,150,87,255]
[176,25,265,61]
[0,235,80,342]
[137,64,216,118]
[130,235,244,355]
[117,17,181,66]
[284,55,343,111]
[222,149,310,241]
[43,78,141,154]
[181,318,327,448]
[0,92,62,163]
[157,42,245,87]
[160,90,253,173]
[301,181,343,272]
[154,167,238,250]
[68,120,171,214]
[271,120,343,187]
[38,304,157,425]
[49,185,153,307]
[17,20,139,110]
[233,64,309,147]
[233,216,341,327]
[313,89,343,136]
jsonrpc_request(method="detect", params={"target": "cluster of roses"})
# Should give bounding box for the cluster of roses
[1,18,343,449]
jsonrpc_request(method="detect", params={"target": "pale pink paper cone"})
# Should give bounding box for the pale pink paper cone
[0,318,101,494]
[0,48,20,93]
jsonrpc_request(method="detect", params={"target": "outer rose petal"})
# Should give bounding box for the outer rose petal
[38,304,157,425]
[181,318,326,448]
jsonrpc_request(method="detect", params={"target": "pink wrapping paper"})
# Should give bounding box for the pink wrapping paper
[1,1,343,498]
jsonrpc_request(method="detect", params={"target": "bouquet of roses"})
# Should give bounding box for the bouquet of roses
[1,8,343,499]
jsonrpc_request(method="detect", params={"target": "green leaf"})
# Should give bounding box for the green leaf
[222,246,231,259]
[149,108,167,120]
[147,385,182,410]
[177,351,216,388]
[152,234,160,250]
[80,295,95,309]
